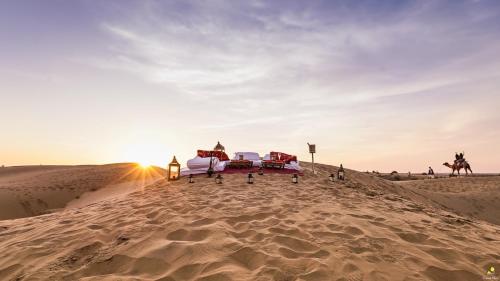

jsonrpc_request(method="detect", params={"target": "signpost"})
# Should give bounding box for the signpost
[307,143,316,174]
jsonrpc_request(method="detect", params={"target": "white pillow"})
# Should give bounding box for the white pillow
[187,156,219,169]
[233,152,260,161]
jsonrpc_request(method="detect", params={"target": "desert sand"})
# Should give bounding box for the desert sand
[0,164,165,220]
[397,176,500,225]
[0,163,499,280]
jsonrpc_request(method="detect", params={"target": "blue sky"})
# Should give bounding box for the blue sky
[1,0,500,172]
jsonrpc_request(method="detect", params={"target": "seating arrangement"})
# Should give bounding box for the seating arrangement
[262,152,297,169]
[181,148,299,176]
[227,152,259,169]
[262,159,285,169]
[227,160,253,169]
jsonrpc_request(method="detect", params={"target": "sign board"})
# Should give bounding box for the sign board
[308,144,316,154]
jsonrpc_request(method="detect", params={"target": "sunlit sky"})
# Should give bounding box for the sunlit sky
[1,0,500,173]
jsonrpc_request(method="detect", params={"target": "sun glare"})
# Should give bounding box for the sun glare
[122,141,170,170]
[138,162,152,169]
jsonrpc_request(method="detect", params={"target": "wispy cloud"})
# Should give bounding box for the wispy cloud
[3,0,500,171]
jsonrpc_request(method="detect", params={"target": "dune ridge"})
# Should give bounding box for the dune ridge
[0,163,498,280]
[0,163,165,220]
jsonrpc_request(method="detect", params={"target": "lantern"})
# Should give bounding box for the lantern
[258,167,264,175]
[329,173,335,182]
[247,173,254,184]
[215,174,223,184]
[292,174,298,184]
[168,156,181,181]
[214,141,225,152]
[207,151,214,177]
[188,174,194,184]
[337,164,345,181]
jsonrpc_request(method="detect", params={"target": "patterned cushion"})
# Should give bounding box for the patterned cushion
[270,152,297,164]
[197,150,229,161]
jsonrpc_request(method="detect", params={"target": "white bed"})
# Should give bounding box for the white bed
[233,152,262,167]
[181,156,227,176]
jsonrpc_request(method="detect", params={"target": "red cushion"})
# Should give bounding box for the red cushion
[263,159,285,164]
[270,152,297,164]
[197,150,229,161]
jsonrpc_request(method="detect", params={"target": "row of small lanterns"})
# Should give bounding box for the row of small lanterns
[188,172,299,184]
[186,164,345,184]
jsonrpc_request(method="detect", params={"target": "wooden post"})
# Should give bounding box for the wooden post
[311,152,315,173]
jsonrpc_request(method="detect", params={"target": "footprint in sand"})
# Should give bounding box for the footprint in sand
[422,266,480,281]
[86,224,103,230]
[166,228,211,241]
[189,218,216,227]
[228,247,268,270]
[343,226,364,236]
[273,235,319,253]
[396,232,429,243]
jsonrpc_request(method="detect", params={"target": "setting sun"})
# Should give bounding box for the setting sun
[121,141,171,169]
[138,162,152,169]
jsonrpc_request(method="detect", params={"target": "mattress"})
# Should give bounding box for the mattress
[233,152,261,161]
[187,156,220,170]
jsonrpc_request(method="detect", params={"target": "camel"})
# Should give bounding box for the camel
[443,161,473,176]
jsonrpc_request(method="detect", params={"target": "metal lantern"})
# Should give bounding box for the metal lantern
[188,174,194,183]
[292,174,298,184]
[329,173,335,182]
[247,173,254,184]
[207,151,214,177]
[258,166,264,175]
[214,141,225,152]
[337,164,345,181]
[168,156,181,181]
[215,174,223,184]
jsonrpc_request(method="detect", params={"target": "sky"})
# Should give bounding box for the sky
[1,0,500,173]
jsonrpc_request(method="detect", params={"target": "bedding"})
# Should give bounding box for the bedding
[233,152,260,161]
[182,157,227,176]
[187,156,220,170]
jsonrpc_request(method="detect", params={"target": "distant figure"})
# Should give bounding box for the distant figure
[428,166,435,179]
[454,152,466,165]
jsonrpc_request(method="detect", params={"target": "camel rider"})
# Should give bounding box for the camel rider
[455,152,460,163]
[458,152,465,164]
[428,167,434,175]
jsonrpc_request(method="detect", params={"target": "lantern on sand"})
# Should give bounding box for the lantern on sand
[168,156,180,181]
[292,174,298,184]
[329,173,335,182]
[258,166,264,175]
[337,164,345,181]
[215,174,223,184]
[188,174,194,184]
[247,173,254,184]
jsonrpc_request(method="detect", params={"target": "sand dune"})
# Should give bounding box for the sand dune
[397,176,500,225]
[0,163,498,280]
[0,164,165,220]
